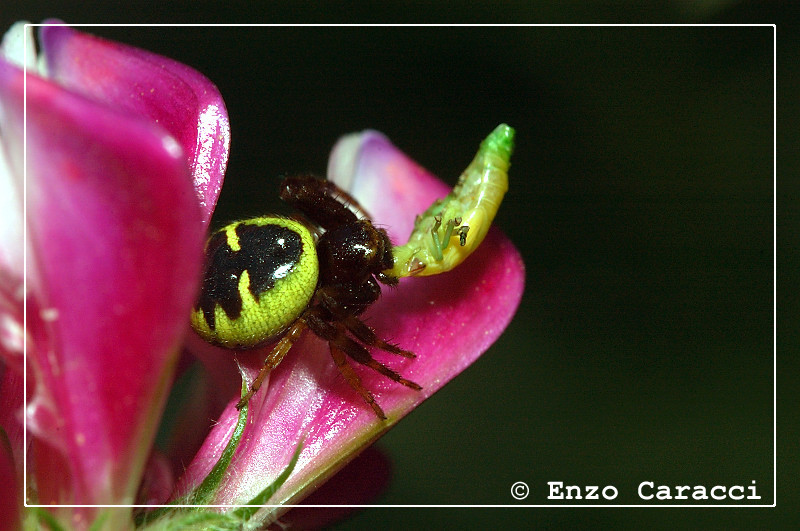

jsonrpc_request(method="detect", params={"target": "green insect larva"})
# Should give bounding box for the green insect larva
[388,123,514,277]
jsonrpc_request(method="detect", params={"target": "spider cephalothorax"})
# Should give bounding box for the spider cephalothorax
[191,174,420,420]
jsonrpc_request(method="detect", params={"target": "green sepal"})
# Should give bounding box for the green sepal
[26,508,68,531]
[135,382,250,527]
[188,382,250,506]
[134,438,304,530]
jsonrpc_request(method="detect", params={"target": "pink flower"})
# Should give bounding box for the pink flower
[0,21,227,528]
[0,22,523,530]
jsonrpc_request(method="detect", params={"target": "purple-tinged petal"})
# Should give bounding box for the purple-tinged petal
[0,60,206,508]
[328,130,442,242]
[40,23,230,224]
[177,130,524,521]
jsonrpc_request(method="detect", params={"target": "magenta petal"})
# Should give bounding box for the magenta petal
[40,23,230,224]
[0,61,206,505]
[177,130,523,518]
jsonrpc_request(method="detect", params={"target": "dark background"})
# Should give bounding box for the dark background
[5,1,789,528]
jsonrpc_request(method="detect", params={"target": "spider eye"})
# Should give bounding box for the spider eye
[190,216,319,348]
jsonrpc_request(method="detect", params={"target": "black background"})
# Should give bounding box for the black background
[5,1,790,528]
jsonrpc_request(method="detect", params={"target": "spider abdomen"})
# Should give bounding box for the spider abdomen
[191,216,319,349]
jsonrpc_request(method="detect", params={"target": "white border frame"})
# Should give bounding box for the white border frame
[21,23,776,511]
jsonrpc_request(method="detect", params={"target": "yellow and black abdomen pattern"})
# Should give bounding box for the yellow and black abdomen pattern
[190,217,318,348]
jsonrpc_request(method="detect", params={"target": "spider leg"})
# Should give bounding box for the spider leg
[340,314,415,359]
[279,174,363,231]
[305,312,422,390]
[341,338,422,391]
[308,177,372,221]
[316,287,413,358]
[236,317,307,410]
[330,345,386,420]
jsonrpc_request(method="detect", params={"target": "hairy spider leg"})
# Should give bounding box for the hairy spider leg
[280,174,364,231]
[330,345,386,420]
[316,289,415,359]
[340,313,416,359]
[304,310,422,419]
[236,317,308,410]
[302,176,372,221]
